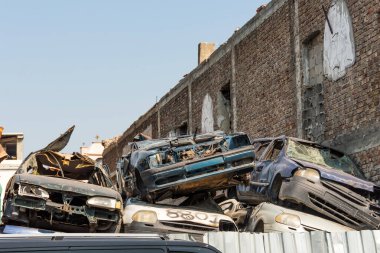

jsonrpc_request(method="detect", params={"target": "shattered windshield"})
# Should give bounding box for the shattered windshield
[286,139,365,179]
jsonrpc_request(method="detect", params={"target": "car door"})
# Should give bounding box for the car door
[251,139,284,194]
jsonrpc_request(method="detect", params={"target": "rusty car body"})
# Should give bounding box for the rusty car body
[2,126,123,233]
[235,136,380,230]
[119,132,255,202]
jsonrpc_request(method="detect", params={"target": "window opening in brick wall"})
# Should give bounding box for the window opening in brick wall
[217,83,232,133]
[302,32,325,142]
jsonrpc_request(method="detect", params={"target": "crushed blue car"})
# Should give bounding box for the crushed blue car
[118,132,255,202]
[235,136,380,230]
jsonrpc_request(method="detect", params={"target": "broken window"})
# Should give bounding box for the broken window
[302,32,325,142]
[264,140,284,161]
[217,83,232,133]
[178,122,188,135]
[168,122,188,137]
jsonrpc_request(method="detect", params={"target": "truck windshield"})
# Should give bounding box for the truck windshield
[286,139,365,179]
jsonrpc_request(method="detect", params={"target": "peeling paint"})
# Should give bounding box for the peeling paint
[323,0,355,81]
[201,94,214,133]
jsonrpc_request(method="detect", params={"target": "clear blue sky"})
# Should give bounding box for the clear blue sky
[1,0,267,155]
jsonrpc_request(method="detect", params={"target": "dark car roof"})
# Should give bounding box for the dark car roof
[0,235,220,252]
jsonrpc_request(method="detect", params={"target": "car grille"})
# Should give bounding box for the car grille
[321,180,380,219]
[309,180,380,229]
[160,220,218,232]
[309,192,364,228]
[321,180,368,207]
[49,191,87,206]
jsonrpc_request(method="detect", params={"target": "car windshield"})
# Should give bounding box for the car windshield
[286,139,365,179]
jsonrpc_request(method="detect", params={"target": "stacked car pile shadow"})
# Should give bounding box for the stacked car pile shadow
[2,126,380,237]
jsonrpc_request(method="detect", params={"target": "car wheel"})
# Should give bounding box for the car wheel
[254,220,264,233]
[99,217,122,233]
[269,176,283,205]
[227,187,237,199]
[135,171,151,201]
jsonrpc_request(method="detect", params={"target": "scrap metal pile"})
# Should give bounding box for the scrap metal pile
[1,126,380,237]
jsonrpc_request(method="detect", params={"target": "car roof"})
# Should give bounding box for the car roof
[0,234,216,249]
[252,136,322,145]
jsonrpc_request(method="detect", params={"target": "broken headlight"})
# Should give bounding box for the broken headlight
[294,168,320,182]
[275,213,301,228]
[18,185,49,199]
[132,210,158,224]
[87,197,121,211]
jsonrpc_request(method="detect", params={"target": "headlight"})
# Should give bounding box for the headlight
[132,210,158,224]
[18,185,49,199]
[87,197,121,211]
[294,168,320,182]
[275,213,301,228]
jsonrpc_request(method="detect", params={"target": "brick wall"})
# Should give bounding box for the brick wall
[235,1,297,138]
[191,53,232,133]
[160,88,189,137]
[103,0,380,182]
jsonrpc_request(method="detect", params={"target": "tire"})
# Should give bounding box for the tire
[254,220,264,233]
[227,187,238,199]
[269,176,283,205]
[99,216,122,233]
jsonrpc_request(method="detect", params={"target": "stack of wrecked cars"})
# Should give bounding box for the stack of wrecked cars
[2,127,378,236]
[118,131,255,235]
[1,126,123,233]
[227,136,380,232]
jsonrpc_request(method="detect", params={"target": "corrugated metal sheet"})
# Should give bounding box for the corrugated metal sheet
[199,231,380,253]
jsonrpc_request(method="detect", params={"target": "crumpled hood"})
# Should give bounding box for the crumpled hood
[292,158,375,192]
[15,174,121,200]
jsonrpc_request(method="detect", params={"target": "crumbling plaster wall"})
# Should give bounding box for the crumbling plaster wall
[103,0,380,182]
[191,53,232,134]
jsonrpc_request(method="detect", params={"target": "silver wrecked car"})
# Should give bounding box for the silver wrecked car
[123,198,237,239]
[220,199,353,233]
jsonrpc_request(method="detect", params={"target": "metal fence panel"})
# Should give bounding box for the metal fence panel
[199,231,380,253]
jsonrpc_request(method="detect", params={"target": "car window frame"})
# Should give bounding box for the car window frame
[261,139,284,162]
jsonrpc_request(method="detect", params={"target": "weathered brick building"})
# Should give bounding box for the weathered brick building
[103,0,380,182]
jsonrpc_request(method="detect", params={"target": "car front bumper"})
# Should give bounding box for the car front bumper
[279,175,380,230]
[2,196,121,232]
[124,220,217,241]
